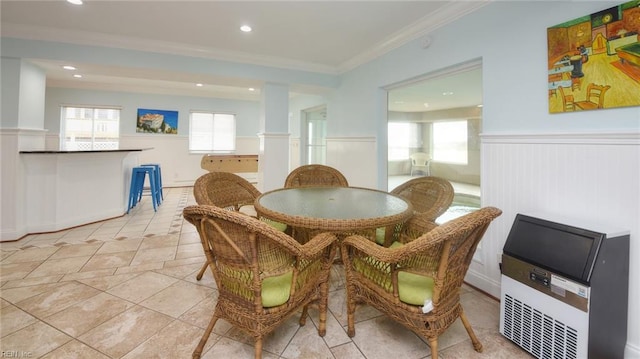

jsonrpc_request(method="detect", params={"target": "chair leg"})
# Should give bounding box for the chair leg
[193,313,219,359]
[299,305,309,326]
[429,338,438,359]
[346,292,356,337]
[459,309,483,352]
[254,338,263,359]
[196,261,208,281]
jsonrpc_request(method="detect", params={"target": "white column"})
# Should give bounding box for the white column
[1,58,47,241]
[257,83,290,191]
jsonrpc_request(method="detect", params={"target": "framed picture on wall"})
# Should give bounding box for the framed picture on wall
[547,0,640,113]
[136,108,178,134]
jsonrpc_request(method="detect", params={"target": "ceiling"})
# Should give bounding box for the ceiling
[1,0,486,111]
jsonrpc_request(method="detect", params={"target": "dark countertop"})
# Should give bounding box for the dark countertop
[20,148,153,154]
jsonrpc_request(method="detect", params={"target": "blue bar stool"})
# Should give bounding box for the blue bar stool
[141,163,163,203]
[127,166,160,213]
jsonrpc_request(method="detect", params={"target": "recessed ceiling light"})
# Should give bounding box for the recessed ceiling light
[442,91,454,96]
[248,88,255,91]
[423,103,429,108]
[196,83,203,87]
[67,0,83,5]
[73,74,82,78]
[63,65,76,70]
[240,25,252,32]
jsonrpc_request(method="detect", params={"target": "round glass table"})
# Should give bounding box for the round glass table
[254,187,413,238]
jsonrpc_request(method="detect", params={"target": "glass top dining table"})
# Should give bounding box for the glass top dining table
[254,186,413,233]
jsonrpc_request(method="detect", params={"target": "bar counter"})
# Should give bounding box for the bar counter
[18,148,152,234]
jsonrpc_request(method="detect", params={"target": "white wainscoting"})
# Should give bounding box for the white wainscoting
[470,132,639,358]
[326,136,377,188]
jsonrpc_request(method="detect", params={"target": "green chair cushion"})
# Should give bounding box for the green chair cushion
[398,271,434,305]
[262,218,288,232]
[354,240,434,306]
[261,270,293,307]
[375,227,386,245]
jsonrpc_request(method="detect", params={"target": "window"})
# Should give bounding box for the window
[189,112,236,152]
[61,106,120,150]
[388,122,420,160]
[432,120,468,164]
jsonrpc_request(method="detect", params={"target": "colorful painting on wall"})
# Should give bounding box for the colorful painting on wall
[547,0,640,113]
[136,108,178,134]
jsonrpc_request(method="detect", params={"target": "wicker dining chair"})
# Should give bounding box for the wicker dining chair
[193,172,286,280]
[376,176,454,246]
[183,205,337,359]
[284,164,349,188]
[341,206,502,359]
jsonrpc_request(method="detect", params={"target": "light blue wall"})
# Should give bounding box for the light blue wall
[1,38,340,91]
[332,1,639,138]
[1,58,45,129]
[44,88,261,137]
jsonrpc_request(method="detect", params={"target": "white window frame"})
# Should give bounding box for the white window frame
[60,105,120,150]
[189,111,236,153]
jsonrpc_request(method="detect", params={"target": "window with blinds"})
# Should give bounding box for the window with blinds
[189,112,236,153]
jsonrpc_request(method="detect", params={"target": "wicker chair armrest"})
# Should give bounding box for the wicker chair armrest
[341,234,405,264]
[299,232,338,259]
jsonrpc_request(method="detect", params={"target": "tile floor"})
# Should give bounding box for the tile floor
[0,187,532,358]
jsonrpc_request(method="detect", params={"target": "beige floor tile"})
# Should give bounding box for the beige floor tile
[0,261,42,282]
[27,256,92,278]
[175,243,204,259]
[201,336,279,359]
[40,339,111,359]
[15,281,101,319]
[178,293,233,335]
[139,234,180,250]
[2,274,64,289]
[154,262,203,279]
[115,261,164,275]
[78,305,173,358]
[331,342,367,359]
[179,231,200,245]
[81,251,136,271]
[44,292,136,337]
[439,331,532,359]
[60,268,117,282]
[281,319,336,359]
[226,313,302,355]
[0,321,72,358]
[1,247,59,264]
[349,316,430,359]
[107,271,178,303]
[77,272,141,291]
[140,280,213,318]
[0,283,63,304]
[121,319,203,359]
[48,243,103,260]
[163,256,207,268]
[95,238,142,254]
[308,307,351,348]
[129,245,177,266]
[0,304,39,337]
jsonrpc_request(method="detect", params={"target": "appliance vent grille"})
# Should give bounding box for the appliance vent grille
[502,294,579,359]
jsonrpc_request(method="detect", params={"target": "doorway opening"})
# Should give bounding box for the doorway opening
[302,105,327,165]
[386,61,483,223]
